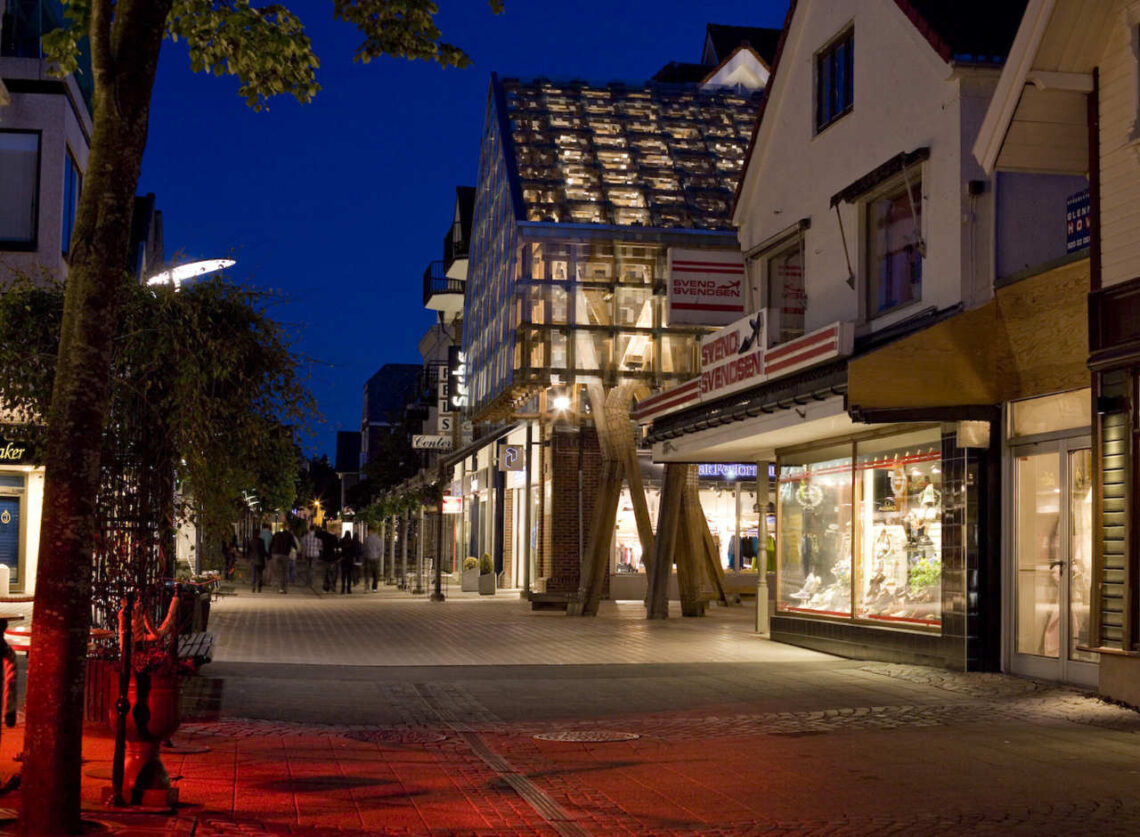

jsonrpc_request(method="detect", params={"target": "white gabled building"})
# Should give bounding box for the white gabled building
[641,0,1091,671]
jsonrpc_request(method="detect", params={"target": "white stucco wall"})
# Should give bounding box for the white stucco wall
[734,0,1007,338]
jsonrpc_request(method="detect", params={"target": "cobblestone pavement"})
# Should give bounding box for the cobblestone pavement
[6,588,1140,835]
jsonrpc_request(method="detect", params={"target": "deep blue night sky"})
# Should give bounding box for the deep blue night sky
[137,1,789,458]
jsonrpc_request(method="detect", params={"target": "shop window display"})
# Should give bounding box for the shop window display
[854,430,942,627]
[777,449,853,617]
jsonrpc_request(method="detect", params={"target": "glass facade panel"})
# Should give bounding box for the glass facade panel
[658,334,694,377]
[854,429,942,627]
[777,447,853,617]
[616,287,651,327]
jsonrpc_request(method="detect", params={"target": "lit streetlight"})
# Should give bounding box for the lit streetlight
[146,258,235,290]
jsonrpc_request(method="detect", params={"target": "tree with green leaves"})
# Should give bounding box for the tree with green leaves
[25,3,498,832]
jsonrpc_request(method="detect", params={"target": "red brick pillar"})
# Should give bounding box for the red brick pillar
[544,425,603,595]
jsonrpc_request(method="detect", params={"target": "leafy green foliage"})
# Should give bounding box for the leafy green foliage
[42,0,502,111]
[0,276,313,550]
[167,1,319,110]
[908,556,941,590]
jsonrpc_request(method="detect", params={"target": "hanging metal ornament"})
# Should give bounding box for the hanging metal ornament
[796,481,823,509]
[890,457,908,497]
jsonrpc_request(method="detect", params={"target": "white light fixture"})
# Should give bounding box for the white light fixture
[552,394,571,411]
[147,258,235,290]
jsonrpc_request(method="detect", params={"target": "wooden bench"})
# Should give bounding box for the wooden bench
[178,631,216,665]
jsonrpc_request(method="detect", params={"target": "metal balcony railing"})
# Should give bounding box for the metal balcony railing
[443,219,470,272]
[422,260,464,307]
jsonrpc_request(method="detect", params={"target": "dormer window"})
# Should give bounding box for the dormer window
[816,28,854,133]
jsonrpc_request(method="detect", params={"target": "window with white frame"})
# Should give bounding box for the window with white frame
[865,177,922,316]
[0,131,40,249]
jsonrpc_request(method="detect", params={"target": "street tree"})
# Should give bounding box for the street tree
[25,3,498,832]
[0,275,312,565]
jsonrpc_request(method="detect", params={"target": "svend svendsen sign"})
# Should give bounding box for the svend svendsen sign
[666,247,746,327]
[698,311,854,402]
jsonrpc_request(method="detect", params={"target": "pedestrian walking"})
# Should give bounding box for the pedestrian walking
[318,527,339,591]
[363,528,382,591]
[339,531,358,594]
[352,533,364,586]
[223,533,239,580]
[248,534,267,593]
[270,527,294,594]
[300,524,322,588]
[287,528,301,585]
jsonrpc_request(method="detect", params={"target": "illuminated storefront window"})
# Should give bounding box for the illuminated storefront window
[778,446,853,618]
[776,428,944,630]
[854,429,942,627]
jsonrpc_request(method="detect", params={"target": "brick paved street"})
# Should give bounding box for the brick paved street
[4,585,1140,835]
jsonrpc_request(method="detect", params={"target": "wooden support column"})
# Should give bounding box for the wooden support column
[647,463,686,619]
[571,458,625,616]
[696,496,732,605]
[675,470,706,617]
[623,445,655,559]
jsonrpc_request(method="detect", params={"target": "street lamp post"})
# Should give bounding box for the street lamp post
[146,258,235,290]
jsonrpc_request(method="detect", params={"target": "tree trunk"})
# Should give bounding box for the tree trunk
[22,3,172,833]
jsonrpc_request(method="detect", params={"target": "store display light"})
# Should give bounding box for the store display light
[552,394,571,410]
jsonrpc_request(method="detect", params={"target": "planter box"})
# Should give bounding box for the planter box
[461,568,479,592]
[478,573,495,596]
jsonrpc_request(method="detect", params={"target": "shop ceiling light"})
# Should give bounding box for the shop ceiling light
[552,394,571,410]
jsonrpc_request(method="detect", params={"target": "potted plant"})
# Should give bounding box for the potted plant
[478,553,495,596]
[107,644,197,806]
[461,556,480,592]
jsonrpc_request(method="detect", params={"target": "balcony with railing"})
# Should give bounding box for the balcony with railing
[423,259,465,316]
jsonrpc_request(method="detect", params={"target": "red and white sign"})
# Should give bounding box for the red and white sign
[667,248,746,326]
[441,495,463,515]
[634,318,855,423]
[699,310,767,400]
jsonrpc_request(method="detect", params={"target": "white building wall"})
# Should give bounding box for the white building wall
[735,0,1004,337]
[1098,3,1140,288]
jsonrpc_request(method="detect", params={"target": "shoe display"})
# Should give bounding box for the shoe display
[789,573,820,600]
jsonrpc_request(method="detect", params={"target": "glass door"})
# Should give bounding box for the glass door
[1011,440,1097,685]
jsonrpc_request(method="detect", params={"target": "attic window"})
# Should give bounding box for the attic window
[816,28,854,133]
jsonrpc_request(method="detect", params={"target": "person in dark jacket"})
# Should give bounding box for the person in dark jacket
[317,528,339,591]
[269,528,294,594]
[339,531,359,594]
[248,535,267,593]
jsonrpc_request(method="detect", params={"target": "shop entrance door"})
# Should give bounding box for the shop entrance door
[0,497,18,585]
[1010,439,1097,686]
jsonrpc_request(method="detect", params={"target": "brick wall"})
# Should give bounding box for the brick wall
[502,488,514,583]
[544,425,603,594]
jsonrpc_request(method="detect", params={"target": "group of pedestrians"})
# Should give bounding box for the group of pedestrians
[245,523,386,595]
